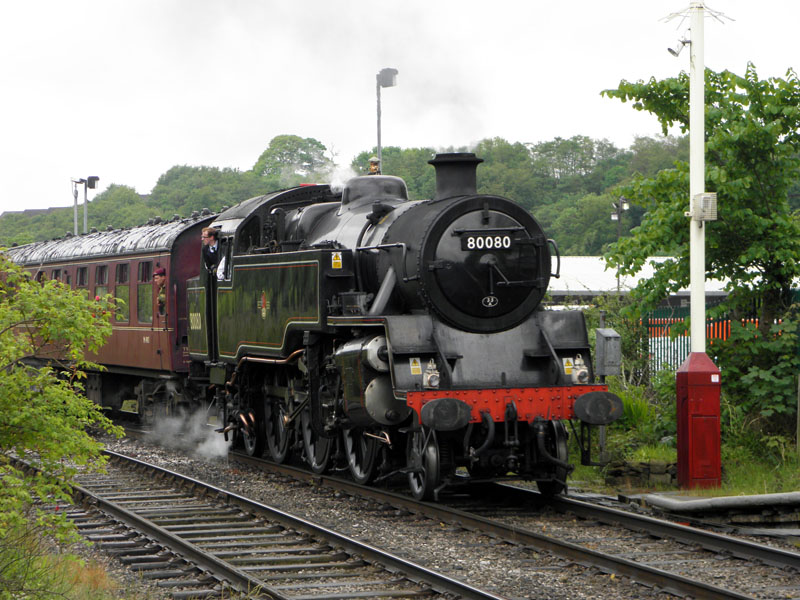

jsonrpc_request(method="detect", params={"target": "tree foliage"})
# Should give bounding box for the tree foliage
[251,134,333,184]
[0,253,120,541]
[1,133,691,253]
[151,166,267,216]
[604,64,800,427]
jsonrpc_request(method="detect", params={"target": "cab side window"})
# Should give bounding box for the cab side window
[218,239,232,281]
[237,216,261,254]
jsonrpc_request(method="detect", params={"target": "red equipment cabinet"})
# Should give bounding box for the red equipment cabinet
[676,352,721,488]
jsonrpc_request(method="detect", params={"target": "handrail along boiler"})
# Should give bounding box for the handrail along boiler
[189,152,623,499]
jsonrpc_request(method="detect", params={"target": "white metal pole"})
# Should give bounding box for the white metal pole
[689,1,706,353]
[83,181,88,234]
[376,78,382,168]
[72,183,78,236]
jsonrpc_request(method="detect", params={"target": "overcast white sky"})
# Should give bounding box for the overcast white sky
[1,1,797,215]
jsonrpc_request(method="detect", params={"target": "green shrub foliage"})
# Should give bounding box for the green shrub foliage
[0,253,120,541]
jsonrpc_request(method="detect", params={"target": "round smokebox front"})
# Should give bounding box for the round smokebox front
[419,195,551,333]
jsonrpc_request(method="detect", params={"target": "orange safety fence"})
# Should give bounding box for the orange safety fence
[645,315,770,370]
[647,317,762,341]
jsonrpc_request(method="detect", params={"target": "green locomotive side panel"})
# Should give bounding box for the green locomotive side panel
[186,282,207,357]
[217,258,320,358]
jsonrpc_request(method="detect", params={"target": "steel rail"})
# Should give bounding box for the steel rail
[104,450,506,600]
[542,490,800,571]
[71,480,274,598]
[229,451,788,600]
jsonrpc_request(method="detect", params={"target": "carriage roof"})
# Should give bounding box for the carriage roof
[5,215,213,266]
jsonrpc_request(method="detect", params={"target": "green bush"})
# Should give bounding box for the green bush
[713,307,800,432]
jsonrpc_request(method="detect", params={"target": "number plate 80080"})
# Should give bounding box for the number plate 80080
[460,233,515,251]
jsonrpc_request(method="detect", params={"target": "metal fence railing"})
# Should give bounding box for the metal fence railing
[644,307,762,371]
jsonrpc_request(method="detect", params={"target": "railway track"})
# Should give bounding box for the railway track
[229,451,800,600]
[64,451,507,600]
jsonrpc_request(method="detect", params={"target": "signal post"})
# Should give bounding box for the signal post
[673,2,721,488]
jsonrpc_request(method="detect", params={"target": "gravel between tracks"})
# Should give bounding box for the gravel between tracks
[98,434,682,600]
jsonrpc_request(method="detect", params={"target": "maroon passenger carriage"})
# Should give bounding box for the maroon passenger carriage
[6,213,215,421]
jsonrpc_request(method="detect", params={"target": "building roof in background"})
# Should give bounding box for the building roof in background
[551,256,729,297]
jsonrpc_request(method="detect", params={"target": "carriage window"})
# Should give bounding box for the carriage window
[115,285,130,322]
[51,269,61,281]
[95,265,108,298]
[138,262,152,282]
[137,283,152,323]
[35,271,45,283]
[76,267,88,287]
[63,272,71,286]
[115,264,130,321]
[136,262,153,323]
[116,263,129,284]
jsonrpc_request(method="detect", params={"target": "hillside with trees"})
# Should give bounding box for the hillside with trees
[0,133,689,254]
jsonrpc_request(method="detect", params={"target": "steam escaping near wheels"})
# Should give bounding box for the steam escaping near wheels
[146,408,231,459]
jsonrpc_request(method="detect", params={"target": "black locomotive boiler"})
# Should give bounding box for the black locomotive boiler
[188,152,623,498]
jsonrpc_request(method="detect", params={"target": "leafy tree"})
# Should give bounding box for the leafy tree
[0,253,120,541]
[541,193,621,255]
[473,138,541,204]
[627,135,688,177]
[531,135,598,179]
[150,166,268,216]
[603,64,800,428]
[251,134,333,185]
[82,184,150,230]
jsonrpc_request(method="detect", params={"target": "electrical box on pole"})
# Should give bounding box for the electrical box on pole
[676,352,721,488]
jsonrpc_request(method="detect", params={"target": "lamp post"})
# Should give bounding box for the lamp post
[666,1,725,490]
[688,4,706,354]
[71,176,100,234]
[376,67,398,171]
[71,179,83,235]
[610,197,629,291]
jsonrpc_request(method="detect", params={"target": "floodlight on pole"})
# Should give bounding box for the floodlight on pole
[376,67,398,171]
[71,176,100,234]
[668,38,690,57]
[610,197,630,291]
[71,178,85,236]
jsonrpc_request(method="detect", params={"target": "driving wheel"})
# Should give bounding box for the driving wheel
[406,427,441,500]
[343,427,380,484]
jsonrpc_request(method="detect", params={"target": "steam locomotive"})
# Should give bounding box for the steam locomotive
[8,153,622,499]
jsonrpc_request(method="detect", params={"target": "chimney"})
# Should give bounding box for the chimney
[428,153,484,200]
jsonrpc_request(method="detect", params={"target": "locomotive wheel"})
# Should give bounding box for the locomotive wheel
[536,421,570,496]
[301,407,332,474]
[241,405,265,457]
[264,399,290,463]
[406,428,441,501]
[342,427,379,484]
